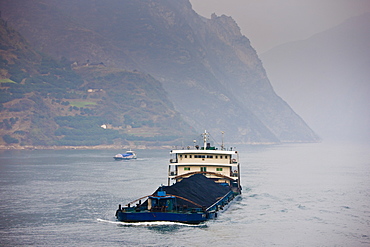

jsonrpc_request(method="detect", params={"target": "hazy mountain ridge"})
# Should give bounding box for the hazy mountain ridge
[261,13,370,141]
[0,0,320,144]
[0,17,194,147]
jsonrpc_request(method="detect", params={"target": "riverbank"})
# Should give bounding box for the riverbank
[0,144,172,150]
[0,140,289,150]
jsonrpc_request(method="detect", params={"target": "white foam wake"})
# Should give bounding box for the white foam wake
[97,218,204,227]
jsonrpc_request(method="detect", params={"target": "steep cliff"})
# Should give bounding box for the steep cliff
[0,0,320,143]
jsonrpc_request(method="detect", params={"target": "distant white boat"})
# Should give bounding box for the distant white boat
[114,150,137,160]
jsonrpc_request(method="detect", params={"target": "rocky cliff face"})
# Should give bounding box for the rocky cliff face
[0,0,320,143]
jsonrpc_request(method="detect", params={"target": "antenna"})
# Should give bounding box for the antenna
[221,131,225,150]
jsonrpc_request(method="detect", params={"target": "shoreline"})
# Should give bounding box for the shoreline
[0,141,298,151]
[0,144,172,150]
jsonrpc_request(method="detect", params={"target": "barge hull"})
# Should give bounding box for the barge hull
[116,211,214,224]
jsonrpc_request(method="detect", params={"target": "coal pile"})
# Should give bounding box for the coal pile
[154,174,230,208]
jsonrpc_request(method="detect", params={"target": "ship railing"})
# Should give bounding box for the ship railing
[169,171,177,176]
[231,158,238,164]
[172,146,236,151]
[230,171,238,177]
[206,190,234,212]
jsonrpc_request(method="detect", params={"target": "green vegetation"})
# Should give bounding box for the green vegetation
[0,19,194,146]
[124,134,180,142]
[54,116,120,146]
[2,134,19,144]
[0,49,85,104]
[0,60,192,146]
[0,79,16,83]
[0,118,18,130]
[69,101,97,107]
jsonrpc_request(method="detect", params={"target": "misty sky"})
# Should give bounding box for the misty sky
[190,0,370,53]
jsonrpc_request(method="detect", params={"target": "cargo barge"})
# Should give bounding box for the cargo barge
[115,131,241,224]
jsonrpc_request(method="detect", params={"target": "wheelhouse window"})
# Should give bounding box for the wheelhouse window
[194,155,213,158]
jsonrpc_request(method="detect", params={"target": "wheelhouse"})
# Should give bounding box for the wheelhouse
[168,144,240,187]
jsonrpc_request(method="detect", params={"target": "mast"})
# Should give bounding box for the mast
[202,130,208,150]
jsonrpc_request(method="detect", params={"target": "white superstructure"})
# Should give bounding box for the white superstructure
[167,131,240,188]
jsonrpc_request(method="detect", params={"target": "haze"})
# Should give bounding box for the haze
[190,0,370,53]
[191,0,370,143]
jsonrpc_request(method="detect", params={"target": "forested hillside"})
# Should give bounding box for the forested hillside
[0,18,194,147]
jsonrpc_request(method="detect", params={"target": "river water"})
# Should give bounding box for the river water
[0,142,369,246]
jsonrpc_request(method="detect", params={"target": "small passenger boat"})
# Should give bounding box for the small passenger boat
[113,150,137,160]
[115,131,241,224]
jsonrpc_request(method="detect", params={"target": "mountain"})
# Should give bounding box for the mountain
[0,17,194,147]
[261,13,370,142]
[0,0,319,145]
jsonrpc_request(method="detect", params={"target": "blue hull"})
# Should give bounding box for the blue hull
[116,190,240,224]
[114,157,136,160]
[116,211,217,224]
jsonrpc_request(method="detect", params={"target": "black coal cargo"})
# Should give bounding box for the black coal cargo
[153,174,231,208]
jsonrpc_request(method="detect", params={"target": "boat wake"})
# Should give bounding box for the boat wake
[97,218,205,227]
